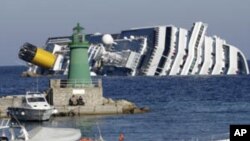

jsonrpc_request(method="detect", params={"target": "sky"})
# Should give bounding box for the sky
[0,0,249,66]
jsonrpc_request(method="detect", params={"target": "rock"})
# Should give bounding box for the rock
[116,99,135,107]
[133,108,141,114]
[122,107,135,114]
[140,107,150,112]
[102,97,109,105]
[133,107,150,114]
[107,98,115,104]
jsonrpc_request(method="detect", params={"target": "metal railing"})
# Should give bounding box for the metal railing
[57,79,102,88]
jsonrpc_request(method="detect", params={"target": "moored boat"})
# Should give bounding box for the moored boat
[7,91,57,121]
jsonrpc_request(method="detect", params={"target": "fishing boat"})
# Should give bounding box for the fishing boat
[0,118,81,141]
[7,91,57,121]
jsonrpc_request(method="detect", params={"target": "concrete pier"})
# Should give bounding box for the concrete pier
[0,79,148,118]
[47,79,147,116]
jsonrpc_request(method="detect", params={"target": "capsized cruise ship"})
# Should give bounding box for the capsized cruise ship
[18,22,249,76]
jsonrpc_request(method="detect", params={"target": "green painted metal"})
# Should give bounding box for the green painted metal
[68,23,91,85]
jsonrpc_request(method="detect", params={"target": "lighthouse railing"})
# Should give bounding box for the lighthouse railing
[62,79,101,88]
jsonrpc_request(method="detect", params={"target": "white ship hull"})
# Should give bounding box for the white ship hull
[19,21,249,76]
[8,107,53,121]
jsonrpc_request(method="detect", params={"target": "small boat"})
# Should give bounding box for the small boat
[0,118,82,141]
[7,91,57,121]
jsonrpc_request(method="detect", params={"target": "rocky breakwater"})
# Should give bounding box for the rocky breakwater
[102,98,149,114]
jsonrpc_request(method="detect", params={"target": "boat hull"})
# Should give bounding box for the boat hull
[7,107,53,121]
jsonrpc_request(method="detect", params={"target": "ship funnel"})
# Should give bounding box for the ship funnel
[18,42,56,69]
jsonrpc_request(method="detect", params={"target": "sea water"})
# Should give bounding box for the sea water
[1,66,250,141]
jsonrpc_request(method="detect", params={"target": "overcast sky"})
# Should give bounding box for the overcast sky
[0,0,249,66]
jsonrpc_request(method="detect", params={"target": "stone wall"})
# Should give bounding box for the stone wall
[50,79,104,107]
[0,79,146,118]
[0,96,22,117]
[48,79,143,115]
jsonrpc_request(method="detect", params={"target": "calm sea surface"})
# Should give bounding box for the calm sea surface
[1,66,250,141]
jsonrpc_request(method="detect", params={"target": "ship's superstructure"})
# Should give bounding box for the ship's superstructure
[19,22,249,76]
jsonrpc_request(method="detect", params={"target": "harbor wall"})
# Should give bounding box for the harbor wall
[0,96,22,117]
[48,79,146,115]
[49,79,103,106]
[0,79,148,118]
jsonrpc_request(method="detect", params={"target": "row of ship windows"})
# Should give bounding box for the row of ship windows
[150,26,247,75]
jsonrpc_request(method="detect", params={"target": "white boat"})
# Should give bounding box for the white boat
[7,91,57,121]
[0,118,81,141]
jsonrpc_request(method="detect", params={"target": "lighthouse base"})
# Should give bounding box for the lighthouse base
[47,79,148,116]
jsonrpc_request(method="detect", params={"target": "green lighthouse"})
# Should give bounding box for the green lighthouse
[68,23,91,85]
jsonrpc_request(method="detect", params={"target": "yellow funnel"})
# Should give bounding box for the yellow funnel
[31,48,56,69]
